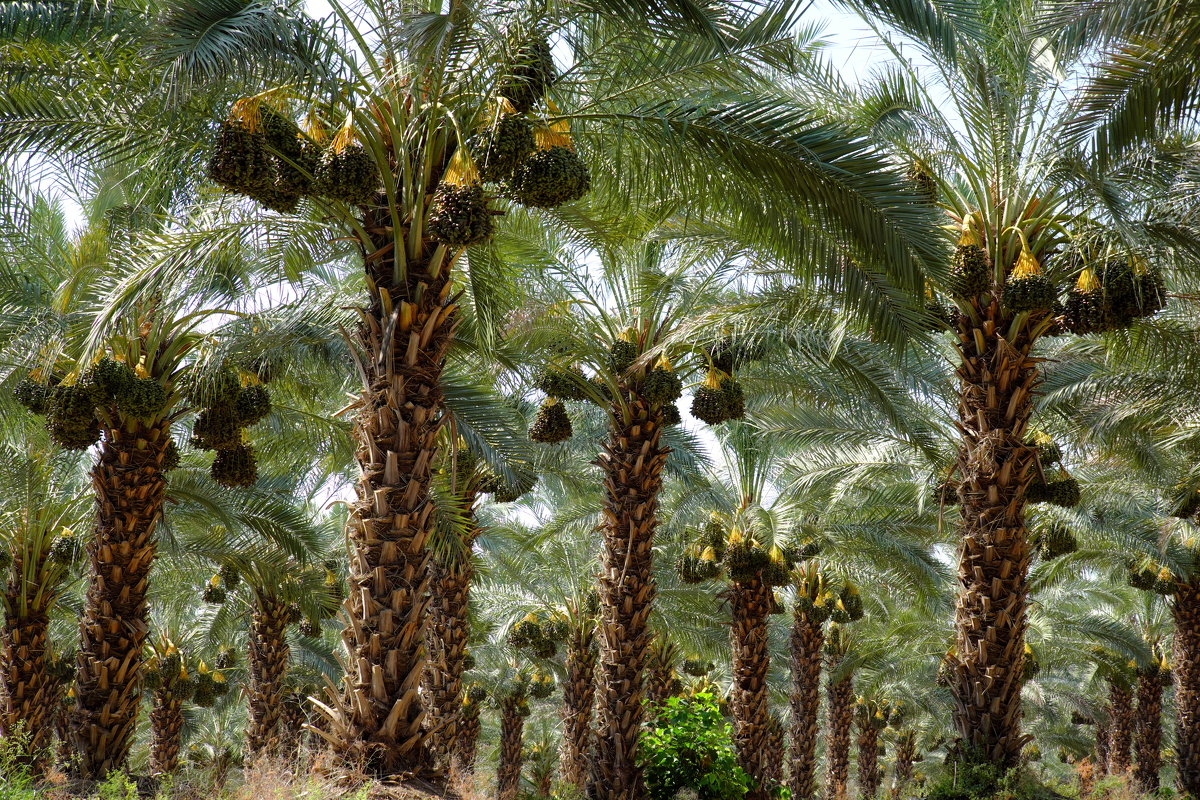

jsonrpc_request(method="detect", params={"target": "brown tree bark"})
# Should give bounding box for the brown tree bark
[1107,680,1134,774]
[1095,720,1109,778]
[69,422,170,778]
[1174,580,1200,795]
[457,703,481,774]
[763,714,784,790]
[789,607,825,800]
[498,697,526,800]
[891,730,917,800]
[148,687,183,775]
[857,722,881,800]
[730,576,774,800]
[645,636,679,716]
[1077,757,1095,799]
[824,657,854,800]
[424,485,478,769]
[246,594,291,755]
[1133,669,1164,793]
[319,213,458,777]
[948,284,1045,768]
[559,620,596,791]
[588,393,668,800]
[0,551,56,765]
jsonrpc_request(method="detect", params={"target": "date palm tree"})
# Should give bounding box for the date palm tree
[0,439,88,766]
[829,0,1199,771]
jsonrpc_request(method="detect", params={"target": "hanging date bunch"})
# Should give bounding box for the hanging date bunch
[208,95,381,212]
[464,33,591,210]
[185,364,272,488]
[1061,240,1167,335]
[14,357,170,453]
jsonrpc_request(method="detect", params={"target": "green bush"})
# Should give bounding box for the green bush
[638,693,752,800]
[923,759,1067,800]
[0,725,37,800]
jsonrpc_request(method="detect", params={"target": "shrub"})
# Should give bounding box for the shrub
[638,693,752,800]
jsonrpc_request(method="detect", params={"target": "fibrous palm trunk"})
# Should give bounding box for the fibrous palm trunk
[1175,579,1200,795]
[457,704,481,774]
[70,423,170,777]
[498,698,525,800]
[1095,721,1109,778]
[891,730,917,800]
[1134,670,1164,793]
[1077,757,1095,799]
[857,723,881,800]
[149,687,183,775]
[1107,681,1133,774]
[824,657,854,800]
[789,607,824,800]
[424,489,479,769]
[588,395,668,800]
[948,297,1041,768]
[246,594,291,755]
[1,553,56,765]
[279,692,309,749]
[559,621,596,791]
[764,715,784,790]
[645,638,678,715]
[730,576,773,800]
[321,214,457,777]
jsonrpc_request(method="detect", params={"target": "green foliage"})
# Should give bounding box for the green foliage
[0,726,36,800]
[923,761,1066,800]
[639,693,752,800]
[90,771,138,800]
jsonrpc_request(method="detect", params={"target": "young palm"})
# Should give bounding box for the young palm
[0,438,88,764]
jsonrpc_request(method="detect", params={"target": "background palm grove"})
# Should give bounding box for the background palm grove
[1,1,1200,799]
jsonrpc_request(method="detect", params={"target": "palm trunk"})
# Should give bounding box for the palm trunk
[69,422,170,777]
[246,594,291,754]
[1095,720,1109,778]
[949,296,1041,769]
[789,608,824,800]
[1133,669,1164,793]
[1,552,56,764]
[321,217,457,777]
[857,722,881,800]
[559,621,596,791]
[457,702,481,773]
[425,488,479,769]
[498,697,525,800]
[588,395,668,800]
[824,657,854,800]
[1175,579,1200,795]
[148,686,184,775]
[763,714,784,790]
[537,770,553,798]
[730,576,773,800]
[645,638,678,715]
[1107,681,1133,774]
[279,690,309,749]
[1077,757,1095,798]
[891,730,917,800]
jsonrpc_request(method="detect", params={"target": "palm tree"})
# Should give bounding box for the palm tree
[0,439,87,765]
[1133,639,1170,792]
[829,0,1191,770]
[855,697,897,800]
[0,184,287,775]
[824,624,856,800]
[789,562,829,800]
